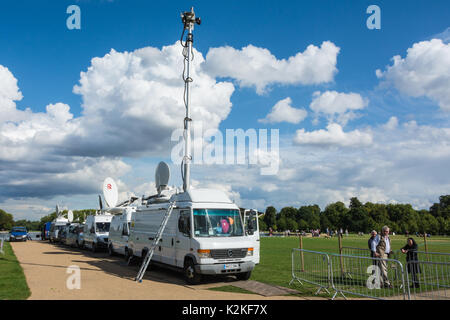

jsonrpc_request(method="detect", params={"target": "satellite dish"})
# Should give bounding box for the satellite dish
[68,210,73,223]
[103,177,118,208]
[155,162,170,194]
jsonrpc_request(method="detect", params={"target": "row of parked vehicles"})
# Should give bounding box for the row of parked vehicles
[43,175,260,284]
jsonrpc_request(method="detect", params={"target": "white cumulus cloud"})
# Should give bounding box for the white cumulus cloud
[376,39,450,111]
[293,123,373,148]
[258,97,307,124]
[203,41,340,94]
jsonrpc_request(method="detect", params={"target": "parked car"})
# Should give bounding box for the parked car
[10,226,28,242]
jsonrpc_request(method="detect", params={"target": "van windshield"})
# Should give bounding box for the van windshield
[193,209,244,237]
[96,222,110,232]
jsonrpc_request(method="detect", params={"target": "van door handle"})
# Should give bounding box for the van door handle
[148,237,154,240]
[176,240,180,243]
[171,238,174,246]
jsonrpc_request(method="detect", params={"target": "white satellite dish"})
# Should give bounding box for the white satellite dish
[68,210,73,223]
[155,161,170,194]
[103,177,118,208]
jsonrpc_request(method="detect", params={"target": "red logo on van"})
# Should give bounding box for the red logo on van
[107,184,112,189]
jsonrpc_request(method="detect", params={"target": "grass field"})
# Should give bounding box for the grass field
[0,242,31,300]
[246,234,450,298]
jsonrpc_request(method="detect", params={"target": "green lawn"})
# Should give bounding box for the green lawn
[0,241,31,300]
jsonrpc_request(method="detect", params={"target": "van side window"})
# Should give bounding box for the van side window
[178,210,191,237]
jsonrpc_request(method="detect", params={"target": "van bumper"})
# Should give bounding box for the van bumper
[195,261,255,275]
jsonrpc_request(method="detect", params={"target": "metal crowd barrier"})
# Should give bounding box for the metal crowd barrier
[406,260,450,300]
[290,249,409,300]
[290,248,331,295]
[341,246,371,257]
[328,253,408,300]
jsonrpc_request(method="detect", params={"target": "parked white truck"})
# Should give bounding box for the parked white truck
[83,214,112,252]
[108,206,135,257]
[128,188,259,284]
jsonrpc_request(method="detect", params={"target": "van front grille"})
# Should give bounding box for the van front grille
[210,248,247,259]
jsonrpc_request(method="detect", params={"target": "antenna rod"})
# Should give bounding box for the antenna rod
[181,7,200,193]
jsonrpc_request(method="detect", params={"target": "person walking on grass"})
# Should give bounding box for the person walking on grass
[375,226,393,288]
[401,237,421,288]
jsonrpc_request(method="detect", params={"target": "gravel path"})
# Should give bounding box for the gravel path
[11,241,304,300]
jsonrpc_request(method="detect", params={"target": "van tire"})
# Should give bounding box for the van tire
[125,248,136,265]
[236,271,252,281]
[108,244,115,256]
[184,259,202,285]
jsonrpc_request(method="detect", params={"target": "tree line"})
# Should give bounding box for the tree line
[1,195,449,235]
[259,195,450,235]
[0,209,96,231]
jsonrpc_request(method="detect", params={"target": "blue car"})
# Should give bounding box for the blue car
[10,226,28,242]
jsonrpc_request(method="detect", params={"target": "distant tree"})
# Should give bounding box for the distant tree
[418,211,440,234]
[263,206,277,229]
[0,209,14,230]
[286,218,298,231]
[322,202,348,230]
[297,205,320,229]
[348,197,370,232]
[279,207,298,220]
[277,216,287,231]
[258,216,267,231]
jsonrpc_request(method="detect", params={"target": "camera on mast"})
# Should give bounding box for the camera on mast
[181,7,201,29]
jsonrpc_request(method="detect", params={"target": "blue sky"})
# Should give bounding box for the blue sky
[0,0,449,220]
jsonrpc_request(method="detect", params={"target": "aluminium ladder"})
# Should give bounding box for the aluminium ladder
[135,201,176,282]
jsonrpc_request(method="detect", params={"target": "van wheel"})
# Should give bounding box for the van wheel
[236,271,252,281]
[108,244,114,256]
[125,248,135,265]
[184,259,202,285]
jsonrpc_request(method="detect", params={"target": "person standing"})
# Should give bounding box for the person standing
[368,230,378,258]
[401,238,421,288]
[375,226,392,288]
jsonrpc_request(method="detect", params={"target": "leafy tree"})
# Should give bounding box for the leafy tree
[297,205,320,229]
[286,218,298,231]
[258,216,267,231]
[0,209,14,230]
[279,207,298,220]
[348,197,370,232]
[277,216,287,231]
[263,206,277,229]
[322,202,348,230]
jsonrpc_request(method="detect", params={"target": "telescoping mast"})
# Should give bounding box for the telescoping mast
[132,8,259,284]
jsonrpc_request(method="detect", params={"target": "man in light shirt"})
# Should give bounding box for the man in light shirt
[375,226,392,288]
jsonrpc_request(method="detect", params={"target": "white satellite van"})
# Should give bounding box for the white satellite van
[108,206,135,256]
[128,182,259,284]
[49,206,69,243]
[83,214,112,252]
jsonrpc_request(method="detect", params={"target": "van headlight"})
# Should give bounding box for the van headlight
[247,248,254,256]
[197,249,211,258]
